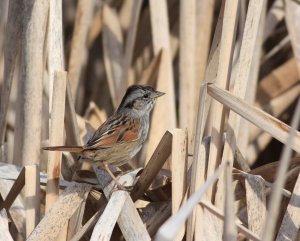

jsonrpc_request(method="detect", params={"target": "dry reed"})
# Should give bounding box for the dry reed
[0,1,299,240]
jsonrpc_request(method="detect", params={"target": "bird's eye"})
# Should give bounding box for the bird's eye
[143,93,149,98]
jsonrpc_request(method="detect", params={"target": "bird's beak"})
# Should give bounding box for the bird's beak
[152,91,165,99]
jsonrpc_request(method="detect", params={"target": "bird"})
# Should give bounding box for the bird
[43,85,165,190]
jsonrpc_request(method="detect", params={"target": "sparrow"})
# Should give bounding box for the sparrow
[43,85,165,189]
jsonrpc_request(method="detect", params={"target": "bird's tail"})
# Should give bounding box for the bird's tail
[42,145,83,153]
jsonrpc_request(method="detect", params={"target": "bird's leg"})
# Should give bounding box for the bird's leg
[104,164,132,191]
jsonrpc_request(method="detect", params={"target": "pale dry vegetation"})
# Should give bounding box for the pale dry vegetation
[0,0,300,241]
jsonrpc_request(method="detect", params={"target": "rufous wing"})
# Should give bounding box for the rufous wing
[86,118,140,149]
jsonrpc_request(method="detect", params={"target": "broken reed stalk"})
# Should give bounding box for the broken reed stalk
[179,0,196,137]
[261,97,300,241]
[0,0,22,145]
[45,71,67,213]
[171,129,187,241]
[48,0,64,111]
[21,0,49,236]
[131,131,172,201]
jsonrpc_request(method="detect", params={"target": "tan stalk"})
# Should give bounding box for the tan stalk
[206,0,239,200]
[171,129,188,241]
[147,0,176,164]
[45,71,67,212]
[179,0,196,137]
[48,0,64,112]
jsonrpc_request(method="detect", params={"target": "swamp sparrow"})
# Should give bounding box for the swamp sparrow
[43,85,165,189]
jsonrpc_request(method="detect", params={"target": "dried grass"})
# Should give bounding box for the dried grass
[0,0,300,240]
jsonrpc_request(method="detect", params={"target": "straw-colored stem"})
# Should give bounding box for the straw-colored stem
[179,0,196,136]
[45,71,67,213]
[21,0,49,236]
[206,0,239,200]
[25,165,40,238]
[238,0,266,154]
[187,136,210,241]
[147,0,176,164]
[200,0,225,139]
[171,129,188,241]
[194,0,216,113]
[131,131,172,201]
[65,79,82,147]
[48,0,64,112]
